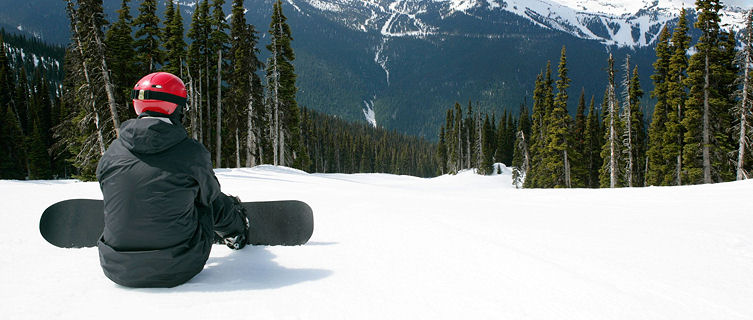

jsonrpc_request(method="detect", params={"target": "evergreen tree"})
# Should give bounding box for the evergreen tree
[0,34,13,108]
[504,110,515,165]
[683,0,730,184]
[494,111,506,165]
[664,9,691,185]
[0,38,27,179]
[61,0,120,179]
[437,125,447,174]
[647,25,672,186]
[162,0,186,76]
[541,46,576,188]
[27,71,53,179]
[480,114,494,174]
[716,29,739,181]
[444,108,456,173]
[14,67,30,135]
[209,0,229,166]
[628,66,646,186]
[133,0,162,72]
[187,0,211,142]
[105,0,137,123]
[512,104,531,188]
[735,9,753,180]
[227,0,264,167]
[583,95,601,188]
[524,68,549,188]
[0,104,26,179]
[266,0,306,169]
[572,88,588,186]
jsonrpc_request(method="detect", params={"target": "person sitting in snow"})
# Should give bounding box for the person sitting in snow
[96,72,249,288]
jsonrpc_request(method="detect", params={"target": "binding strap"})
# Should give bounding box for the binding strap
[131,89,187,106]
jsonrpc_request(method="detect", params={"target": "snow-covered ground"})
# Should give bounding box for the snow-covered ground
[2,165,752,319]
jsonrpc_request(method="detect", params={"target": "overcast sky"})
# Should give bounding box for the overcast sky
[726,0,753,8]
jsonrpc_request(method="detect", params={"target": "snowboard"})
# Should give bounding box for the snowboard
[39,199,314,248]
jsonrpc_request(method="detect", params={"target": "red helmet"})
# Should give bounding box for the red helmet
[132,72,187,115]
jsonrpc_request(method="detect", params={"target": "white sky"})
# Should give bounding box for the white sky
[726,0,753,9]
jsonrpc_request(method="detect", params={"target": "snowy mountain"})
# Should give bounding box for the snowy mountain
[2,0,750,138]
[2,165,753,318]
[286,0,748,47]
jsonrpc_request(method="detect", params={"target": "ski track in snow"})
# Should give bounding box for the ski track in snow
[2,165,753,319]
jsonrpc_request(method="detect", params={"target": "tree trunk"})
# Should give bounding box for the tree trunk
[72,15,105,154]
[93,29,120,137]
[609,66,617,188]
[622,57,633,187]
[246,88,256,167]
[198,69,203,143]
[564,149,571,188]
[702,27,712,184]
[216,50,222,167]
[235,128,240,168]
[738,21,752,180]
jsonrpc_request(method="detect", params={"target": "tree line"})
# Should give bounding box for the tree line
[0,0,442,180]
[0,31,67,179]
[441,1,753,188]
[59,0,303,179]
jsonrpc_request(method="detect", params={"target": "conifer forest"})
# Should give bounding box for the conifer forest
[438,2,753,188]
[1,0,752,187]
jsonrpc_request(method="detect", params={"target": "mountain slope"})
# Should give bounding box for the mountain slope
[1,0,748,138]
[2,166,753,319]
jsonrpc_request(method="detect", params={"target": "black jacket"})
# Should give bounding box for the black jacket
[96,116,218,288]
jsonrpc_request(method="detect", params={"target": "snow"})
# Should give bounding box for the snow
[2,165,753,319]
[362,99,377,127]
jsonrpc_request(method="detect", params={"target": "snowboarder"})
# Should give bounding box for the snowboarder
[96,72,249,288]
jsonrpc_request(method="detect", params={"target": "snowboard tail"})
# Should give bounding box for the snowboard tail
[40,199,314,248]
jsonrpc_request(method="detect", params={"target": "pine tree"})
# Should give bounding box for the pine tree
[444,108,456,173]
[27,71,53,179]
[480,114,495,174]
[716,29,739,182]
[209,0,230,166]
[0,103,26,179]
[504,111,515,165]
[573,88,588,186]
[437,125,447,174]
[664,9,691,185]
[0,34,12,109]
[524,69,548,188]
[512,104,531,187]
[187,0,211,142]
[105,0,137,123]
[61,0,121,179]
[684,0,728,184]
[14,67,30,135]
[133,0,162,72]
[735,9,753,180]
[228,0,264,167]
[584,95,601,188]
[0,38,27,179]
[541,46,575,188]
[628,66,646,186]
[266,0,306,169]
[162,0,186,76]
[646,25,672,186]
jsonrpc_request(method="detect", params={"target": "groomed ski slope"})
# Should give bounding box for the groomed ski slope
[2,165,752,319]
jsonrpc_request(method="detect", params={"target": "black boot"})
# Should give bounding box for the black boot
[223,196,249,250]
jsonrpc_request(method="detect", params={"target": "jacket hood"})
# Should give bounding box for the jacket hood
[119,117,187,154]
